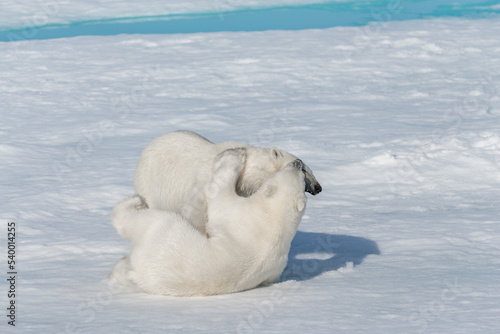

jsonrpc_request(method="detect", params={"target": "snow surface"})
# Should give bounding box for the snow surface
[0,0,335,30]
[1,16,500,334]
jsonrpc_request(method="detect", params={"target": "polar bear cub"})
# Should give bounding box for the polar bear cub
[110,148,307,296]
[134,130,320,234]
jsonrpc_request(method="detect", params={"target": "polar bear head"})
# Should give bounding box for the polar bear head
[235,147,322,197]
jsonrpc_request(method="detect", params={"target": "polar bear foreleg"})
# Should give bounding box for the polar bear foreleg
[206,148,247,200]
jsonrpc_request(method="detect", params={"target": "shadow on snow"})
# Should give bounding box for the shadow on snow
[280,231,380,282]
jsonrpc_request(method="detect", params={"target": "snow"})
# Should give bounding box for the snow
[1,14,500,334]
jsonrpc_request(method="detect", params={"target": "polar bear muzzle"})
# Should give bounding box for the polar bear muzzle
[302,163,322,195]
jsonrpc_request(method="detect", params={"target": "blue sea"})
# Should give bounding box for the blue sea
[0,0,499,42]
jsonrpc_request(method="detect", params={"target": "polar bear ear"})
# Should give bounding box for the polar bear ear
[271,147,284,160]
[296,198,306,212]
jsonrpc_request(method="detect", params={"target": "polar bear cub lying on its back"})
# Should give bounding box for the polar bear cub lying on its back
[109,148,307,296]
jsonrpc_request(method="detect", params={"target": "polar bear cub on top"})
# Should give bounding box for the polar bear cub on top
[110,148,307,296]
[134,130,321,234]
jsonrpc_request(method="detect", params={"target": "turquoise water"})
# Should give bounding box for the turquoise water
[1,0,499,42]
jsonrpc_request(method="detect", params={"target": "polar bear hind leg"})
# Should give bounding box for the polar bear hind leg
[112,195,150,244]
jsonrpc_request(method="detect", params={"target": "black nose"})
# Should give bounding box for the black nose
[305,182,322,195]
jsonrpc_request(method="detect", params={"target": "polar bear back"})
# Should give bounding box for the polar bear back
[129,218,264,296]
[135,131,220,211]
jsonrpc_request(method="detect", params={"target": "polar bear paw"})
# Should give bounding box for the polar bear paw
[134,195,149,210]
[288,159,303,171]
[207,148,247,199]
[213,148,247,175]
[118,195,148,212]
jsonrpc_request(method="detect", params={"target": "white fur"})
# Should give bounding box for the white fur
[134,130,316,234]
[110,149,307,296]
